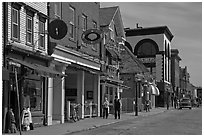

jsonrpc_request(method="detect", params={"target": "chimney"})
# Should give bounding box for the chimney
[136,23,142,29]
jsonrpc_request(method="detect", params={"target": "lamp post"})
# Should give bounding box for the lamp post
[135,81,138,116]
[135,75,143,116]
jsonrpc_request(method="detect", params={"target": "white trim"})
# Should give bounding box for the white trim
[52,54,100,70]
[52,54,75,64]
[77,61,100,70]
[164,80,171,84]
[54,58,71,65]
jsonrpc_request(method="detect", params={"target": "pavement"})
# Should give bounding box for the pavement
[4,107,171,135]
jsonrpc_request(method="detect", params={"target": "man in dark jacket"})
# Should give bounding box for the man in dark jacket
[114,96,121,119]
[5,108,17,133]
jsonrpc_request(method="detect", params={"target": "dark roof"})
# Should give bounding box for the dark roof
[99,6,118,26]
[99,6,125,38]
[125,26,174,41]
[120,44,149,74]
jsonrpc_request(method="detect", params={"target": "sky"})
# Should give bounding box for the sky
[100,2,202,87]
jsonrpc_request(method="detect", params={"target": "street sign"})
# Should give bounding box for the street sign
[81,29,103,44]
[49,19,68,40]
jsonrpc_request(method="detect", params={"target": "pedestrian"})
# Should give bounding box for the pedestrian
[145,100,150,112]
[103,97,109,119]
[174,96,177,109]
[21,107,31,131]
[5,108,17,133]
[114,96,121,119]
[27,107,34,130]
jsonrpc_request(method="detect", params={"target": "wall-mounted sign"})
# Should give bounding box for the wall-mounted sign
[49,19,67,40]
[138,57,156,63]
[81,29,103,44]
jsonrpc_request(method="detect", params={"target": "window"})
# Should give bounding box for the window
[11,7,20,40]
[92,21,97,29]
[54,3,61,19]
[92,21,98,51]
[82,14,87,31]
[26,14,33,45]
[109,21,115,41]
[39,20,45,49]
[69,6,75,40]
[23,79,42,112]
[81,14,87,46]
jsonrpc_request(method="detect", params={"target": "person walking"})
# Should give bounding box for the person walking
[174,96,178,109]
[103,97,109,119]
[114,96,121,119]
[145,100,150,112]
[21,107,31,131]
[5,108,17,133]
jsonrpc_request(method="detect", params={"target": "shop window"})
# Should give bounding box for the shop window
[23,79,42,112]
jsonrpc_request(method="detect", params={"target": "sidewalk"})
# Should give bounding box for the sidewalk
[4,107,169,135]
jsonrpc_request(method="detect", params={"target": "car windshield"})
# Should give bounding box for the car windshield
[181,98,190,102]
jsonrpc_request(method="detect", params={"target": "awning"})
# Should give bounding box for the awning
[149,84,160,96]
[7,57,66,78]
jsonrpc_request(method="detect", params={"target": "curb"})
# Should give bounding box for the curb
[66,108,167,134]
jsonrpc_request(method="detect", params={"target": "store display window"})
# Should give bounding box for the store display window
[23,77,42,112]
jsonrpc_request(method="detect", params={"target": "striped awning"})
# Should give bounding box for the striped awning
[149,84,160,96]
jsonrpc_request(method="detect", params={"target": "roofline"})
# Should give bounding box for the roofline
[125,26,174,41]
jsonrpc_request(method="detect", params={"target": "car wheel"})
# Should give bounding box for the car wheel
[189,107,192,109]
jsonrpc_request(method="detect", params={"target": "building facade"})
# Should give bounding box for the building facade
[125,26,174,107]
[48,2,101,125]
[99,6,126,114]
[2,2,65,132]
[171,49,181,101]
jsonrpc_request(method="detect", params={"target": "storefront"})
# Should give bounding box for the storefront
[4,43,64,128]
[100,76,124,114]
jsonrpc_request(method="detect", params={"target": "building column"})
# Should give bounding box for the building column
[77,70,85,119]
[47,77,53,125]
[53,65,66,124]
[93,74,100,116]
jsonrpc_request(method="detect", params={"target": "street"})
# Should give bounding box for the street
[68,107,202,135]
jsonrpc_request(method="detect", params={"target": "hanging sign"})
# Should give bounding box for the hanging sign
[138,57,156,63]
[81,29,103,44]
[49,19,68,40]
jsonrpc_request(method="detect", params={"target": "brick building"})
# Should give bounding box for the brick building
[125,26,174,107]
[171,49,181,100]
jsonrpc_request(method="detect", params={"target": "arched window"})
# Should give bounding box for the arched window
[134,39,159,57]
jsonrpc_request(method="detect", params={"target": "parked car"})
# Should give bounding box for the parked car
[179,98,192,109]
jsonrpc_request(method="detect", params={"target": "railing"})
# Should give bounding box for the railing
[84,101,97,118]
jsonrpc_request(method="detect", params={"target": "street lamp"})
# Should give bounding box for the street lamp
[135,76,142,116]
[135,81,138,116]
